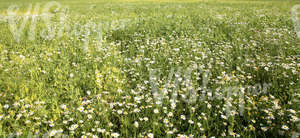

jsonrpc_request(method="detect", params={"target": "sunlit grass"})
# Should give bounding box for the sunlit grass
[0,0,299,137]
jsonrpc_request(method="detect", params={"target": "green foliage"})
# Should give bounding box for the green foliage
[0,0,299,137]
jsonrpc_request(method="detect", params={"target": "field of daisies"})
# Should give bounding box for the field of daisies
[0,0,299,137]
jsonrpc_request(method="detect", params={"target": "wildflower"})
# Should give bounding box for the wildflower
[288,109,296,114]
[34,129,40,134]
[281,125,289,130]
[3,104,9,109]
[134,121,139,128]
[167,131,174,134]
[49,122,55,127]
[171,103,176,109]
[147,133,154,138]
[180,115,186,120]
[16,131,23,136]
[264,67,269,71]
[163,119,169,124]
[221,115,227,119]
[77,106,84,112]
[291,115,299,122]
[57,129,63,133]
[111,132,120,138]
[249,125,255,131]
[16,113,22,120]
[70,73,74,78]
[60,104,67,110]
[117,110,123,114]
[87,114,92,119]
[261,127,268,132]
[154,109,159,114]
[49,130,57,137]
[25,120,31,124]
[188,120,194,124]
[69,124,78,131]
[97,128,105,133]
[207,103,211,109]
[86,90,91,95]
[144,117,149,121]
[63,120,68,124]
[229,130,235,136]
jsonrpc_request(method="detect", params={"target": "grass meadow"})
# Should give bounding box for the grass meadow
[0,0,299,137]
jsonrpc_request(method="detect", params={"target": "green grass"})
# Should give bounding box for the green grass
[0,0,299,137]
